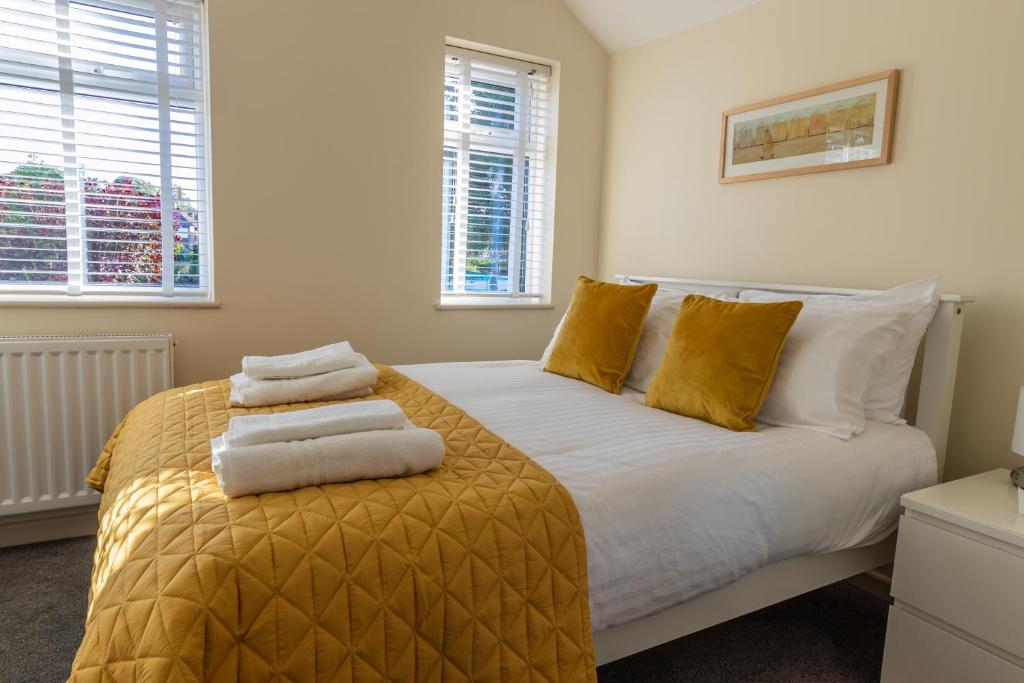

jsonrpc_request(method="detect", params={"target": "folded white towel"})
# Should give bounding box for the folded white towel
[211,421,444,497]
[242,341,362,380]
[223,400,406,448]
[229,360,378,407]
[323,387,373,401]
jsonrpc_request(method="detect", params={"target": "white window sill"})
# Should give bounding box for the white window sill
[435,297,554,311]
[0,297,220,309]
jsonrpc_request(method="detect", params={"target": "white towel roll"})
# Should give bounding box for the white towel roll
[223,400,406,448]
[242,341,360,380]
[229,360,378,407]
[211,422,445,497]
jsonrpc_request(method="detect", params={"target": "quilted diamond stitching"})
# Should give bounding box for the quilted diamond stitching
[70,366,595,682]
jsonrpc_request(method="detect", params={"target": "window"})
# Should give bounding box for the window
[0,0,210,301]
[440,45,554,304]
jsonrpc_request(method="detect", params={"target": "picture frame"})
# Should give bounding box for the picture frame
[719,69,899,183]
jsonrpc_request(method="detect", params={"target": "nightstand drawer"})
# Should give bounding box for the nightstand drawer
[891,514,1024,658]
[881,607,1023,683]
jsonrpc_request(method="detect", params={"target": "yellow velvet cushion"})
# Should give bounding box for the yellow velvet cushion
[646,294,803,431]
[544,276,658,393]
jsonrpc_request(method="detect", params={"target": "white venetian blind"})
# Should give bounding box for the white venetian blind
[0,0,209,299]
[441,45,553,300]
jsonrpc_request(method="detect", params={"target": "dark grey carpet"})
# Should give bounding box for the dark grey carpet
[597,580,888,682]
[0,537,94,683]
[0,536,888,682]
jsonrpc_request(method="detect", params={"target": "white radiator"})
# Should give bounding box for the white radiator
[0,334,174,517]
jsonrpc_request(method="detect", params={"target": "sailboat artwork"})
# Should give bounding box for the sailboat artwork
[720,70,899,183]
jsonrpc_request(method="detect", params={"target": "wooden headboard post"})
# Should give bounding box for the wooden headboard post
[616,275,973,479]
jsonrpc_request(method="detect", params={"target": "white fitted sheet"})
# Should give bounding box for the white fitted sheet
[396,360,938,631]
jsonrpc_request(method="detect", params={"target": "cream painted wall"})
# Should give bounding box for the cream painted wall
[599,0,1023,480]
[0,0,607,386]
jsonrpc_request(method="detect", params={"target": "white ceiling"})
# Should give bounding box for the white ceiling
[563,0,762,52]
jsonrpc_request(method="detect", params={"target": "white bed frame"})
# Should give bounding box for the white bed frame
[594,274,974,665]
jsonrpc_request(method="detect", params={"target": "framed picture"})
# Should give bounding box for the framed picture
[719,69,899,183]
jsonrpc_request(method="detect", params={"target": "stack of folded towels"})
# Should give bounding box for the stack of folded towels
[215,341,445,496]
[212,399,445,497]
[229,341,379,407]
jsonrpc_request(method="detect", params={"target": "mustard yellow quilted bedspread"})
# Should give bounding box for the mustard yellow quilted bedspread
[70,366,595,682]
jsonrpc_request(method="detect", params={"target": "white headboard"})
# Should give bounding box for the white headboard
[616,274,974,478]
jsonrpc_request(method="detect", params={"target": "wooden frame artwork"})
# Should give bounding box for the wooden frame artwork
[719,69,899,183]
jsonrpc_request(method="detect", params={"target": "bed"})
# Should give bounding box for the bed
[397,359,936,633]
[591,274,972,662]
[71,275,972,678]
[404,273,972,664]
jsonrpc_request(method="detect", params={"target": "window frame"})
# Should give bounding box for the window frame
[0,0,214,306]
[437,43,556,309]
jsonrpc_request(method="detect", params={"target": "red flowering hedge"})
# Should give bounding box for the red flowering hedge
[0,159,197,286]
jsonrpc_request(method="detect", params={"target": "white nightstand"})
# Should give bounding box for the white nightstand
[881,469,1024,682]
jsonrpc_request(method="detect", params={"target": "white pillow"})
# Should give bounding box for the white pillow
[747,302,912,439]
[740,277,940,423]
[540,285,740,391]
[622,287,739,392]
[539,317,563,365]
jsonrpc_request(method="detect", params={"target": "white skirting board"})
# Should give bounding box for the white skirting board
[0,505,98,548]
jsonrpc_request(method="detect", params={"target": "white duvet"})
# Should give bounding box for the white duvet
[397,360,938,631]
